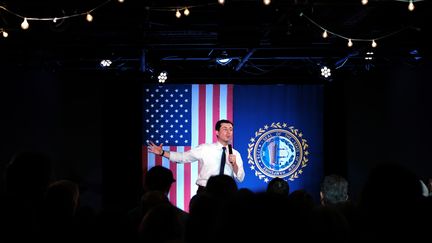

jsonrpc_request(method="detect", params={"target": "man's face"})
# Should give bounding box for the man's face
[216,122,233,143]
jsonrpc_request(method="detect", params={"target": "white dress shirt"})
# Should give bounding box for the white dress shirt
[169,141,245,187]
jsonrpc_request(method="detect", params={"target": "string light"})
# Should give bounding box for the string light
[408,0,415,11]
[184,8,190,16]
[148,3,217,18]
[1,29,8,38]
[0,0,421,41]
[21,18,29,30]
[0,0,123,36]
[396,0,424,11]
[300,12,409,49]
[369,0,424,11]
[322,30,328,38]
[86,13,94,22]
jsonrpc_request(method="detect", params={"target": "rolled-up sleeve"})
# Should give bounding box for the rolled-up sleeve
[169,145,203,163]
[233,150,245,182]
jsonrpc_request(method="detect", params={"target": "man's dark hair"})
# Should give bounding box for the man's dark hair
[320,174,348,205]
[215,119,233,131]
[144,166,176,193]
[266,177,290,196]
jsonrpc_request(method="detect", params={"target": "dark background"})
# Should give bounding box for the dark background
[1,0,431,211]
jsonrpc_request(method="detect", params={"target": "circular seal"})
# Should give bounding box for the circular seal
[247,122,309,183]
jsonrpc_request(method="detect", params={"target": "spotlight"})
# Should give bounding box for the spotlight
[100,59,112,67]
[158,71,168,83]
[321,66,331,78]
[216,51,232,66]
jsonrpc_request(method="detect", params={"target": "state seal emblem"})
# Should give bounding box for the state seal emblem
[247,122,309,182]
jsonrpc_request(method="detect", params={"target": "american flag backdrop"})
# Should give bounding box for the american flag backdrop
[142,84,233,212]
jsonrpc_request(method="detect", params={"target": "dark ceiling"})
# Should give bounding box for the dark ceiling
[1,0,430,82]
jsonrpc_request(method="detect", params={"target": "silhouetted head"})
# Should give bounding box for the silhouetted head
[320,174,349,205]
[45,179,80,217]
[144,166,176,194]
[266,177,290,196]
[206,174,238,199]
[360,163,422,210]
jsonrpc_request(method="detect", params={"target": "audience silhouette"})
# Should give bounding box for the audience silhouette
[1,151,432,243]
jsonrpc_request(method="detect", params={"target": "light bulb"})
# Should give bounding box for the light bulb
[118,0,125,3]
[263,0,271,5]
[86,13,93,22]
[2,31,8,38]
[322,30,328,38]
[218,0,225,5]
[361,0,368,5]
[176,10,181,18]
[408,1,415,11]
[21,18,29,30]
[348,39,353,47]
[184,8,190,16]
[371,40,377,48]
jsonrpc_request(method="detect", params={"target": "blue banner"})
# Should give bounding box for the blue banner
[233,84,324,201]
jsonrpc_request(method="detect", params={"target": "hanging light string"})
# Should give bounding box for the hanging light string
[0,0,123,35]
[1,1,423,38]
[0,1,217,36]
[150,3,217,11]
[396,0,424,12]
[0,0,112,21]
[300,12,411,48]
[148,3,218,18]
[363,0,425,11]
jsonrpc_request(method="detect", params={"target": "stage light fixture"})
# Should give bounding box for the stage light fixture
[216,51,232,66]
[321,66,331,78]
[158,71,168,83]
[100,59,112,67]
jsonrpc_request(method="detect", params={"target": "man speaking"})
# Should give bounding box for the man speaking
[148,119,245,194]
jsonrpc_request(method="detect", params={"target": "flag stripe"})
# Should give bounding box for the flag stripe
[168,146,177,206]
[175,147,184,210]
[155,153,162,166]
[227,84,233,122]
[148,152,156,168]
[205,84,213,144]
[213,85,220,142]
[220,85,228,120]
[142,145,148,177]
[190,85,200,202]
[199,85,206,145]
[183,146,191,212]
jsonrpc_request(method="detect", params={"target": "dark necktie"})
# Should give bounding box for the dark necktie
[219,147,226,175]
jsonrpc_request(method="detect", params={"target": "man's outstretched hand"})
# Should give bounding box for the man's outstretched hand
[148,141,163,155]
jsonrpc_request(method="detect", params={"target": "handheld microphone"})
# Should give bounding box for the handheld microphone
[228,144,233,155]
